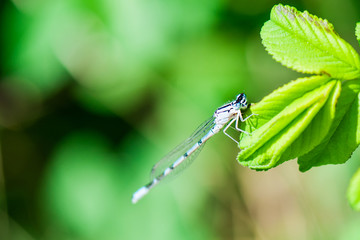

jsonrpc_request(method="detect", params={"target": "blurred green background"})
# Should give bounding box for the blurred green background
[1,0,360,239]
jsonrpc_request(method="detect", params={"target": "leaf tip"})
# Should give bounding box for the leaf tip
[356,22,360,43]
[274,4,295,20]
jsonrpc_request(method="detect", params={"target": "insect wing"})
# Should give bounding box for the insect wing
[150,117,215,180]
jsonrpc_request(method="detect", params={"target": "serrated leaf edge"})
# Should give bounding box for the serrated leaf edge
[262,4,360,79]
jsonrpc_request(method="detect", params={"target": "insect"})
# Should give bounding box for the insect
[132,93,254,203]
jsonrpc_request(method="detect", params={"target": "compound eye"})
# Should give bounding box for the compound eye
[236,93,247,105]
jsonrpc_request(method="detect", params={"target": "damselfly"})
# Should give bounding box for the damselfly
[132,93,254,203]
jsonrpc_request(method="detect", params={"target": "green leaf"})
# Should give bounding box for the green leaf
[298,80,360,171]
[356,22,360,45]
[280,80,341,161]
[348,168,360,211]
[261,4,360,80]
[241,75,331,129]
[238,76,337,169]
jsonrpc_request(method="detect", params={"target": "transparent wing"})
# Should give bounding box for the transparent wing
[164,142,205,179]
[150,116,216,180]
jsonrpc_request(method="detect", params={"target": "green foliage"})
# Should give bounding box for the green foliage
[239,4,360,169]
[261,5,360,79]
[238,76,338,169]
[3,0,360,238]
[238,4,360,209]
[298,80,360,171]
[348,168,360,211]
